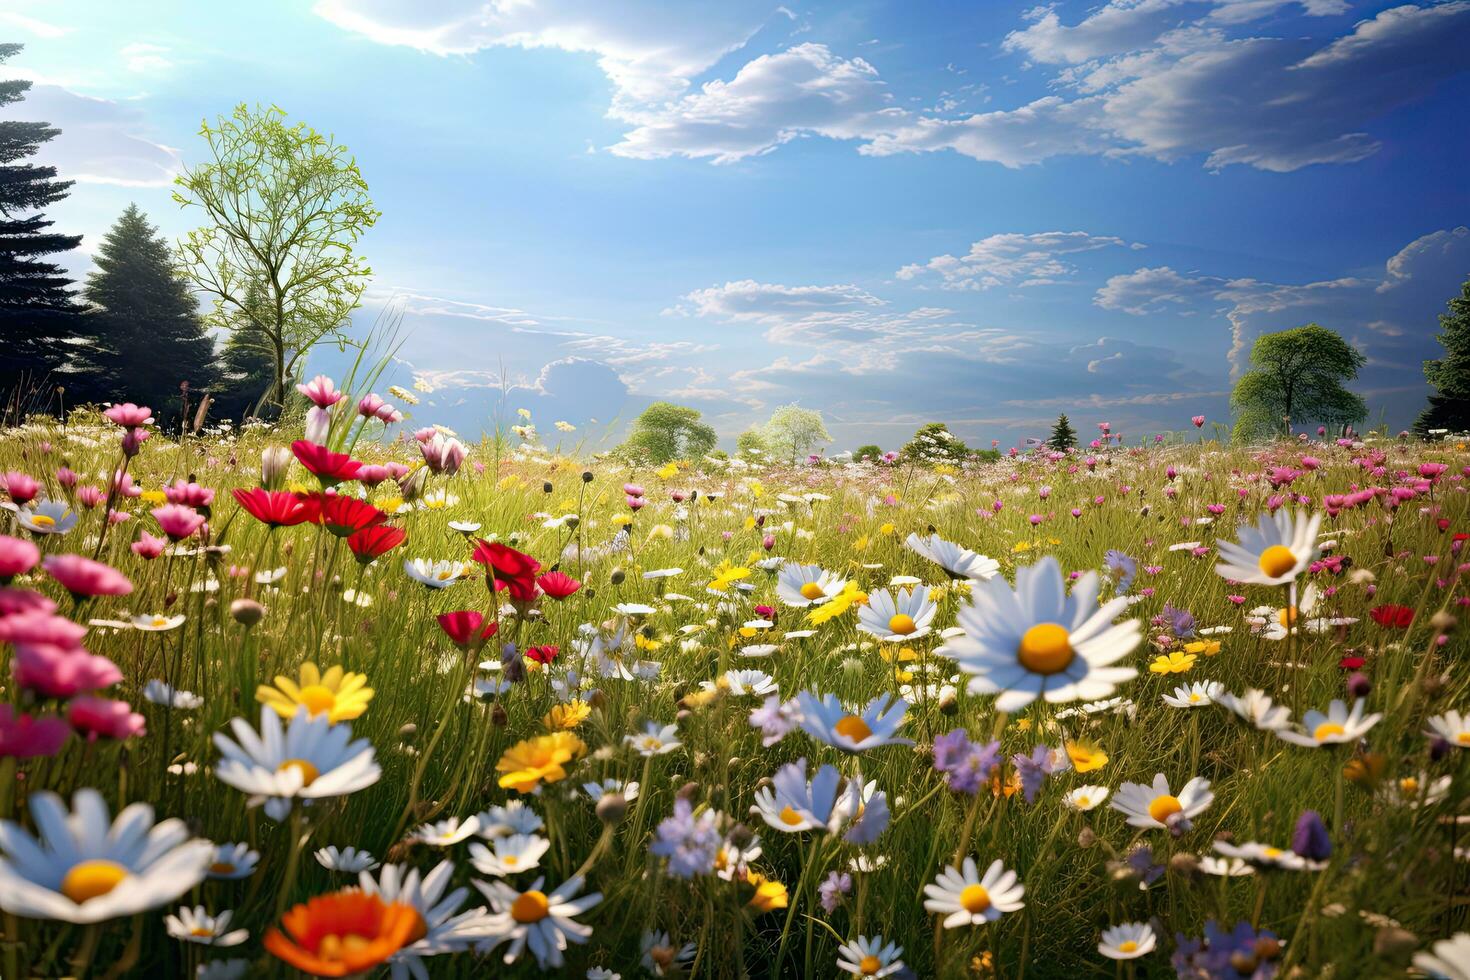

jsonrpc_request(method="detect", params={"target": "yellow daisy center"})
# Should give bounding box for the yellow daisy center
[297,685,337,716]
[1148,794,1182,823]
[30,514,55,528]
[1278,606,1298,628]
[1258,545,1297,578]
[503,855,519,867]
[209,862,236,875]
[1262,847,1282,859]
[1017,623,1074,675]
[834,714,874,743]
[1075,795,1091,808]
[887,613,917,635]
[510,890,550,924]
[152,616,169,628]
[1459,732,1470,745]
[1118,940,1139,953]
[318,933,373,960]
[437,569,454,581]
[859,954,883,974]
[277,758,320,787]
[190,926,214,937]
[1400,778,1418,794]
[959,884,991,914]
[779,806,806,827]
[800,582,826,600]
[60,860,129,904]
[1188,693,1202,702]
[1313,722,1345,741]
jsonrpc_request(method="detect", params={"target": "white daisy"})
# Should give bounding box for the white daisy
[1162,681,1224,709]
[476,801,545,838]
[836,934,905,977]
[133,613,186,632]
[1212,841,1319,871]
[625,722,682,757]
[411,815,481,848]
[796,692,912,753]
[17,499,78,536]
[473,875,601,969]
[314,845,379,873]
[581,779,639,805]
[1214,509,1321,585]
[716,669,777,698]
[1218,688,1293,731]
[165,906,249,947]
[775,562,848,608]
[1415,932,1470,980]
[1277,698,1381,748]
[0,788,213,923]
[857,586,937,642]
[206,843,259,880]
[1381,772,1452,808]
[641,929,696,977]
[1063,786,1110,811]
[922,857,1025,928]
[211,707,381,821]
[1426,710,1470,748]
[144,679,204,710]
[905,533,999,582]
[945,556,1140,713]
[403,558,469,588]
[1198,856,1254,877]
[1110,773,1213,831]
[751,759,854,835]
[361,860,501,978]
[1099,921,1156,960]
[469,834,551,878]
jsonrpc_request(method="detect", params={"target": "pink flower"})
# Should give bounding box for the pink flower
[384,462,410,480]
[1,471,39,505]
[358,393,386,417]
[131,531,168,560]
[626,495,646,511]
[374,404,401,424]
[151,503,206,542]
[413,427,437,444]
[111,472,141,498]
[305,405,333,445]
[0,610,88,647]
[165,480,215,508]
[623,484,646,498]
[12,643,123,698]
[296,375,345,409]
[41,555,133,598]
[102,403,154,428]
[1420,462,1449,481]
[1300,456,1321,471]
[356,464,391,487]
[0,534,40,581]
[0,588,56,617]
[1191,415,1205,428]
[55,467,78,489]
[419,434,467,476]
[0,706,68,759]
[67,696,145,741]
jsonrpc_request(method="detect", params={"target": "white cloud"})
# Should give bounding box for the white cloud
[0,11,72,39]
[1378,225,1469,292]
[896,231,1143,290]
[610,43,903,164]
[677,278,884,323]
[0,83,181,187]
[120,43,174,74]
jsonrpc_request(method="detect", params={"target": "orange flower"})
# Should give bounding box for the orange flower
[264,889,422,977]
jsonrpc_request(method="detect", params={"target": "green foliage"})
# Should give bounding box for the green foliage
[1047,414,1077,451]
[80,205,217,426]
[1415,277,1470,436]
[623,401,717,464]
[0,44,88,413]
[759,404,831,463]
[853,443,884,462]
[735,428,768,458]
[1230,323,1366,442]
[213,281,281,423]
[174,104,380,410]
[901,421,968,464]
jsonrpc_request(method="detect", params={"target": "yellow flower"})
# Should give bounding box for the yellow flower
[852,535,869,551]
[806,582,866,625]
[256,663,373,724]
[708,561,751,593]
[879,646,918,664]
[656,462,679,479]
[516,408,532,419]
[1014,718,1032,732]
[1182,639,1221,656]
[682,688,719,709]
[555,420,576,432]
[879,522,896,536]
[635,633,663,652]
[496,732,587,794]
[1066,742,1109,773]
[543,700,592,730]
[1011,541,1032,554]
[140,489,167,504]
[1149,651,1197,675]
[745,872,788,912]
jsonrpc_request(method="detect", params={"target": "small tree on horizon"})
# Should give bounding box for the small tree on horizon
[1047,414,1077,451]
[901,422,968,465]
[1231,323,1366,442]
[853,443,883,462]
[760,404,831,463]
[623,401,717,463]
[1414,276,1470,435]
[81,204,217,425]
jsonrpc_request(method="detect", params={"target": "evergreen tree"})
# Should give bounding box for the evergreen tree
[0,44,88,413]
[1414,277,1470,436]
[900,422,969,465]
[213,281,278,422]
[82,204,217,425]
[1048,414,1077,451]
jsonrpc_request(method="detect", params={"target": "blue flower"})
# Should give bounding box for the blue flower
[650,798,722,878]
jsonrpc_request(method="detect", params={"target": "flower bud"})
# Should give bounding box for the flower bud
[609,567,625,585]
[230,598,265,627]
[596,792,627,825]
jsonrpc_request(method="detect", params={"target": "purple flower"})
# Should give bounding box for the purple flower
[1291,810,1332,862]
[650,798,722,878]
[933,729,1000,796]
[1162,603,1196,639]
[1173,920,1282,979]
[818,871,852,913]
[749,695,802,747]
[844,788,889,845]
[1104,550,1137,592]
[1011,744,1067,804]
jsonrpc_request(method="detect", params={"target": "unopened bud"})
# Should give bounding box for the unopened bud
[230,598,265,627]
[491,703,508,727]
[609,567,625,585]
[581,470,594,483]
[596,792,628,825]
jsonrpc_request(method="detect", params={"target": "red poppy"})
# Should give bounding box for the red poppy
[536,570,581,600]
[314,493,388,537]
[1338,654,1366,670]
[291,440,362,486]
[233,488,314,528]
[347,524,406,563]
[525,644,559,665]
[436,610,498,650]
[1369,604,1414,629]
[470,540,541,603]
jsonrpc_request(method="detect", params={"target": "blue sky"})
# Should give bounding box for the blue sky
[4,0,1468,449]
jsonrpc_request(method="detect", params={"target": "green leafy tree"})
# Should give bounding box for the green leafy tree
[760,404,831,464]
[0,44,89,412]
[81,205,217,425]
[1230,323,1366,442]
[1047,414,1077,451]
[174,104,380,412]
[1415,277,1470,435]
[901,422,968,464]
[853,444,884,462]
[624,402,717,463]
[735,428,768,458]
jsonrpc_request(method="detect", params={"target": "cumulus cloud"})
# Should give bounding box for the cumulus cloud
[676,278,884,323]
[896,231,1143,290]
[0,82,181,187]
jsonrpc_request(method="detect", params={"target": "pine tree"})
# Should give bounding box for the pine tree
[213,280,279,423]
[1048,414,1077,450]
[0,44,88,414]
[1415,277,1470,436]
[82,204,217,425]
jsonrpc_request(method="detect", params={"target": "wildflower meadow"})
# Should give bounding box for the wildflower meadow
[0,393,1467,978]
